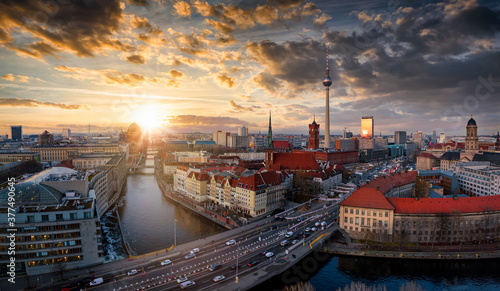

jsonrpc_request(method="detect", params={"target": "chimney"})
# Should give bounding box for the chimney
[376,186,380,191]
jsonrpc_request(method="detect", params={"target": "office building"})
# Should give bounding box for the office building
[394,131,407,145]
[361,116,374,139]
[62,128,71,138]
[11,125,22,141]
[238,126,248,137]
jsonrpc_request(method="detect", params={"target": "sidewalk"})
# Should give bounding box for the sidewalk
[1,216,275,291]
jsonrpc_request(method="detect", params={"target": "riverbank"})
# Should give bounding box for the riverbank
[323,241,500,260]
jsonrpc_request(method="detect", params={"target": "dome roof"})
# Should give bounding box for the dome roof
[0,182,63,205]
[467,118,477,126]
[127,122,141,133]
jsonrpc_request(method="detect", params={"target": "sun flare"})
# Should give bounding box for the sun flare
[132,105,163,131]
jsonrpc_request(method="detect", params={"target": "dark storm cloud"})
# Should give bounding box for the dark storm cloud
[0,0,135,59]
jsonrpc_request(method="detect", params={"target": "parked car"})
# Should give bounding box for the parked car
[161,259,172,266]
[127,269,137,276]
[184,253,196,260]
[213,275,225,282]
[247,260,260,267]
[177,276,189,283]
[226,239,236,245]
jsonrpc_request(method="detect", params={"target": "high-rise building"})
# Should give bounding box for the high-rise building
[323,38,332,149]
[10,125,22,141]
[432,130,437,143]
[343,129,353,138]
[308,116,320,150]
[238,126,248,136]
[414,131,423,148]
[62,128,71,138]
[394,131,407,145]
[439,133,446,143]
[361,116,374,139]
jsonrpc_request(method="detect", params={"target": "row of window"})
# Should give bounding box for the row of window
[26,255,84,267]
[26,212,92,223]
[344,208,389,217]
[345,217,388,227]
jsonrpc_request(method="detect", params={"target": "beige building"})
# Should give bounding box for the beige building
[186,172,210,202]
[30,144,129,162]
[416,153,438,170]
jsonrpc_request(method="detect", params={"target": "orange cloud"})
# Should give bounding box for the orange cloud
[173,1,191,17]
[216,73,236,88]
[0,97,90,110]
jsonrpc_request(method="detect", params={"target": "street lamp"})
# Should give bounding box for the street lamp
[174,219,177,247]
[236,240,240,283]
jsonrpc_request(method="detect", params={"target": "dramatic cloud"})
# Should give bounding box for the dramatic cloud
[216,73,236,88]
[169,69,183,78]
[126,54,146,64]
[228,100,260,112]
[54,65,178,87]
[0,0,135,59]
[165,115,254,132]
[0,97,89,110]
[173,1,191,17]
[2,74,31,83]
[125,0,149,7]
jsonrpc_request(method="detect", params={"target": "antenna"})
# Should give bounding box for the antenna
[326,35,329,71]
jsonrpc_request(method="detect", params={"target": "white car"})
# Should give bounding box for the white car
[190,248,200,253]
[285,232,293,238]
[177,276,189,283]
[265,252,274,258]
[292,239,299,244]
[305,227,311,232]
[161,259,172,266]
[184,253,196,260]
[213,275,225,282]
[311,227,317,232]
[226,239,236,245]
[127,269,137,276]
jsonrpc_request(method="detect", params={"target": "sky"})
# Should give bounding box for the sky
[0,0,499,137]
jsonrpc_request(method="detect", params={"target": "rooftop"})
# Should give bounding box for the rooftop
[340,188,395,210]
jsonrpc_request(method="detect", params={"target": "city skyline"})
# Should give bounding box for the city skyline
[1,0,500,136]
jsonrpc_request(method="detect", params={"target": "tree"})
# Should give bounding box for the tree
[284,281,316,291]
[399,281,425,291]
[50,259,67,281]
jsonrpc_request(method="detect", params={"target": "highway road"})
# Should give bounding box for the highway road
[40,206,339,291]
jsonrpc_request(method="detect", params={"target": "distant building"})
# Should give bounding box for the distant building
[125,123,142,154]
[451,161,500,196]
[359,138,374,150]
[394,131,406,145]
[193,140,216,151]
[439,152,463,171]
[213,131,231,147]
[0,152,40,164]
[343,130,353,139]
[30,144,128,162]
[39,130,54,146]
[308,118,320,150]
[11,125,22,141]
[361,116,374,139]
[374,137,388,149]
[238,126,248,137]
[335,138,356,151]
[439,133,445,143]
[432,130,437,143]
[413,131,423,148]
[464,117,479,160]
[62,128,71,138]
[416,153,439,170]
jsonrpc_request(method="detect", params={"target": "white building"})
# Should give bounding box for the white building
[451,162,500,196]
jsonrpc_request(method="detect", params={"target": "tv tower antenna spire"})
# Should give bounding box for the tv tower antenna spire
[322,35,332,149]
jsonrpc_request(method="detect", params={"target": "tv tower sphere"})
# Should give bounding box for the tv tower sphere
[323,76,332,87]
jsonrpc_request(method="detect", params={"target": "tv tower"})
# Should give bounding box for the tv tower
[323,36,332,149]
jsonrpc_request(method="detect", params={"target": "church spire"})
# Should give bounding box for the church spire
[266,111,273,149]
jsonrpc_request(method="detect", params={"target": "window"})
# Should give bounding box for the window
[344,217,348,223]
[385,221,388,227]
[56,214,63,221]
[355,218,359,225]
[385,212,388,217]
[361,218,365,226]
[356,209,359,215]
[42,215,49,222]
[373,211,377,216]
[70,213,77,220]
[345,208,348,213]
[350,218,353,224]
[350,209,353,214]
[27,215,35,223]
[361,210,365,215]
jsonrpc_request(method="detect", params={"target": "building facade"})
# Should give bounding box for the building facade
[395,131,407,145]
[30,144,127,162]
[308,118,320,150]
[361,116,374,139]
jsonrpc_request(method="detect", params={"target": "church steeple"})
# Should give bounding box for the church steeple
[266,111,273,150]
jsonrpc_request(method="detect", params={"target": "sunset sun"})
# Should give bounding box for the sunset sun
[133,105,163,131]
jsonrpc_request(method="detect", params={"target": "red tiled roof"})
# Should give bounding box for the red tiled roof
[427,143,443,149]
[418,153,437,159]
[362,171,417,194]
[340,188,395,210]
[58,160,74,169]
[388,196,500,214]
[456,142,465,149]
[271,152,320,171]
[237,170,282,190]
[273,140,291,148]
[188,172,210,181]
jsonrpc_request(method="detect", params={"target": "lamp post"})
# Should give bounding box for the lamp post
[236,240,240,283]
[174,219,177,247]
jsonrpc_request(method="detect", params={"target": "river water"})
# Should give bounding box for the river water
[101,155,500,290]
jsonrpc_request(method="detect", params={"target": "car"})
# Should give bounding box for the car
[265,252,274,257]
[89,278,104,286]
[161,259,172,266]
[180,280,195,289]
[185,253,196,260]
[261,250,269,256]
[226,239,236,245]
[127,269,137,276]
[190,248,200,254]
[292,239,299,244]
[213,275,225,282]
[285,231,293,238]
[167,276,175,282]
[231,263,241,270]
[311,227,317,232]
[177,276,189,283]
[209,263,222,271]
[78,277,93,286]
[305,227,311,232]
[247,260,260,267]
[315,222,320,227]
[280,240,289,246]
